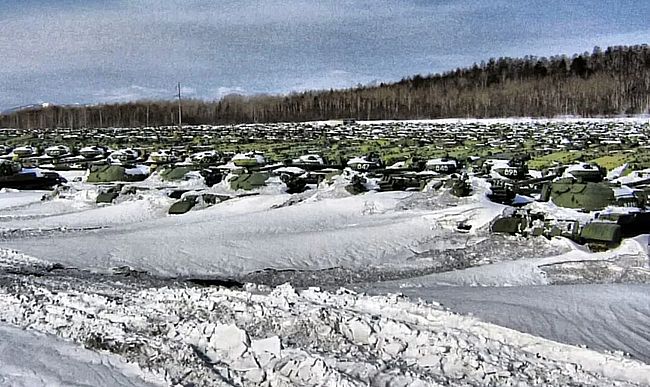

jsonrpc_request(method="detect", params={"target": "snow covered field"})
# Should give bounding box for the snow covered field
[1,165,649,385]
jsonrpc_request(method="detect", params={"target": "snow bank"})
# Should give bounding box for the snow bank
[0,324,161,387]
[0,280,647,387]
[0,189,505,277]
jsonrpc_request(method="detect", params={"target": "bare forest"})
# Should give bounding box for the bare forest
[2,45,650,129]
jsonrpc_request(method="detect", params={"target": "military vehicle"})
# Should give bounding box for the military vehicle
[347,153,382,172]
[544,177,615,211]
[443,174,473,197]
[79,146,108,159]
[199,167,226,187]
[232,152,266,168]
[189,150,224,166]
[490,210,621,249]
[87,164,149,183]
[168,193,237,215]
[425,157,459,174]
[377,173,431,192]
[344,173,369,195]
[8,146,37,159]
[158,165,196,182]
[273,167,309,193]
[107,148,140,165]
[44,145,72,158]
[0,159,66,190]
[227,170,270,191]
[564,162,606,183]
[485,156,562,205]
[96,186,122,204]
[484,156,530,180]
[292,154,324,166]
[147,149,179,164]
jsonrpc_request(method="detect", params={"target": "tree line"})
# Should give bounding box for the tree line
[2,44,650,129]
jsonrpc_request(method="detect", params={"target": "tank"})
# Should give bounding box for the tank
[44,145,71,158]
[87,165,148,183]
[0,160,66,190]
[347,153,382,171]
[159,166,194,181]
[274,167,308,194]
[79,146,107,159]
[107,149,140,165]
[579,222,622,246]
[147,149,179,164]
[228,171,269,191]
[232,152,266,168]
[549,178,615,211]
[189,150,223,166]
[564,163,606,183]
[425,157,459,174]
[490,157,529,180]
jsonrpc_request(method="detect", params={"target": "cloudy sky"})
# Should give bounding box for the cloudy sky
[1,0,649,110]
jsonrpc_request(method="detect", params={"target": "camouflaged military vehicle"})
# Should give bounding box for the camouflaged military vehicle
[483,156,530,181]
[189,150,224,166]
[0,159,66,190]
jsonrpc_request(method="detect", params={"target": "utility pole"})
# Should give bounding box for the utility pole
[177,82,182,130]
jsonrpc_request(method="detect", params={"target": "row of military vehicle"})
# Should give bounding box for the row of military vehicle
[7,145,650,252]
[484,156,650,250]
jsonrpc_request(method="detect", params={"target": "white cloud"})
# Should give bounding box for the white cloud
[0,0,648,109]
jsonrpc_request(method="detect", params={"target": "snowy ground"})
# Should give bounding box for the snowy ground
[363,282,650,364]
[0,324,161,387]
[1,272,649,387]
[1,173,649,385]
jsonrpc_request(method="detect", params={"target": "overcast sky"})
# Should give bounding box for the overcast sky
[1,0,649,110]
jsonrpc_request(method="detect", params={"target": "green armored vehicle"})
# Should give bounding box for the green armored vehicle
[490,210,623,249]
[546,178,615,211]
[228,170,270,191]
[87,165,149,183]
[159,166,195,182]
